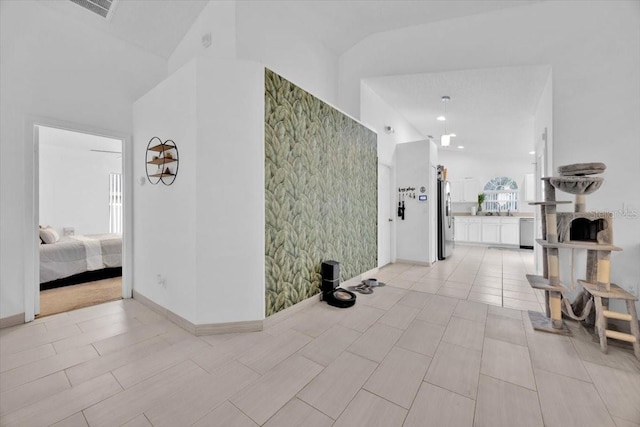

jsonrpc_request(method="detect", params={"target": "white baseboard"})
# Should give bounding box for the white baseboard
[263,266,380,328]
[263,292,321,329]
[133,290,263,336]
[195,320,263,336]
[134,266,382,335]
[0,312,24,329]
[394,258,432,266]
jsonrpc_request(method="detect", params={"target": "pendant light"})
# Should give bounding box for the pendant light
[440,95,453,147]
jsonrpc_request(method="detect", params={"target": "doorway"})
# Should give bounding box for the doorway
[27,120,132,320]
[378,164,392,267]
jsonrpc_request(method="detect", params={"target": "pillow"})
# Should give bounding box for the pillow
[39,227,59,244]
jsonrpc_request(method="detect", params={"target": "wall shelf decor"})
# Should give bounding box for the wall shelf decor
[145,137,179,185]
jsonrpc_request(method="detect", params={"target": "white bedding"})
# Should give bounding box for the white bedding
[39,234,122,283]
[71,235,104,271]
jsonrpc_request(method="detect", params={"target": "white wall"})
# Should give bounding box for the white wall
[144,0,341,325]
[340,1,640,304]
[440,150,535,214]
[133,61,199,323]
[235,1,339,105]
[360,83,423,166]
[195,58,264,324]
[168,0,340,107]
[361,83,426,265]
[39,144,121,236]
[168,1,237,75]
[133,57,264,325]
[532,72,553,275]
[395,140,436,264]
[0,0,166,319]
[533,72,553,180]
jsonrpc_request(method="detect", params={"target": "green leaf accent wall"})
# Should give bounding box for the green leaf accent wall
[265,69,378,316]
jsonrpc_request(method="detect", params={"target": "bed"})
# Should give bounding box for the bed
[40,234,122,287]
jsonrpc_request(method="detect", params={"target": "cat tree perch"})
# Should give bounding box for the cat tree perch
[527,162,639,360]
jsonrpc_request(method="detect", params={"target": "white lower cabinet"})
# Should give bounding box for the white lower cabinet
[455,219,469,242]
[481,218,501,244]
[500,218,520,245]
[468,219,481,242]
[454,216,524,246]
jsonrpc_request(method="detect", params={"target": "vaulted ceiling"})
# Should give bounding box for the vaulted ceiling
[39,0,209,58]
[42,0,543,58]
[237,0,543,55]
[38,0,547,156]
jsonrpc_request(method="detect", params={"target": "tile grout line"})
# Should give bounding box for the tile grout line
[569,338,626,425]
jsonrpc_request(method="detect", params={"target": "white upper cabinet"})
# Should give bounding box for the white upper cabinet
[523,173,535,202]
[450,178,478,203]
[450,180,464,202]
[463,179,478,203]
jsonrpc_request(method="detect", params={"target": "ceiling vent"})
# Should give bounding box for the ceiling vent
[69,0,118,19]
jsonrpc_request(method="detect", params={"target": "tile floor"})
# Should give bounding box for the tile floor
[1,246,639,426]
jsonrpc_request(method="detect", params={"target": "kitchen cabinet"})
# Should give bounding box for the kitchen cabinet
[450,179,479,203]
[463,179,479,203]
[468,218,482,242]
[455,216,524,246]
[450,180,464,202]
[522,173,535,202]
[481,218,501,244]
[500,218,520,245]
[454,217,469,241]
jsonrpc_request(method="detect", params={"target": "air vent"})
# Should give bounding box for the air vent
[69,0,115,19]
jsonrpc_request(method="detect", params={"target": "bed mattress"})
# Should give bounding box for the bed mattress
[40,234,122,284]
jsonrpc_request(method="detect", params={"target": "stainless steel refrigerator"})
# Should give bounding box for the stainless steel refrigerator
[437,179,453,260]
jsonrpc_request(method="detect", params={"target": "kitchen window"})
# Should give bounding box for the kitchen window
[483,176,518,212]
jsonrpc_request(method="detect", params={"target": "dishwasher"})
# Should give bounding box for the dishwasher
[520,218,534,249]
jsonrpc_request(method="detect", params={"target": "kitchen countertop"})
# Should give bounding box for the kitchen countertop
[453,212,534,218]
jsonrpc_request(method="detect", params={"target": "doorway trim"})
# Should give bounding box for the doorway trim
[378,163,393,267]
[24,116,133,322]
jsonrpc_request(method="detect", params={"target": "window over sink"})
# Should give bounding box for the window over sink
[483,176,518,212]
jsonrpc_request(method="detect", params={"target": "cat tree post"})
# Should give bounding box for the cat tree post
[575,194,586,213]
[543,180,564,329]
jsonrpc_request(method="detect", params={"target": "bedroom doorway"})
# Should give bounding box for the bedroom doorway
[32,123,130,318]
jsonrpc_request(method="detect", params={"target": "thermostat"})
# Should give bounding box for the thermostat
[418,195,427,201]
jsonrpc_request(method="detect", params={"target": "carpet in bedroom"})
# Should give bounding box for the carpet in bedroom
[38,277,122,317]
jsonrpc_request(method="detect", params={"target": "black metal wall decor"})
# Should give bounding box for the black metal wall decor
[145,137,179,185]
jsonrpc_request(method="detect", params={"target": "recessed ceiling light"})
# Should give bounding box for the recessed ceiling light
[529,151,535,155]
[437,116,446,121]
[457,146,464,149]
[450,133,456,137]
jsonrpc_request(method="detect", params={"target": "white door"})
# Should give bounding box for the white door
[378,164,392,267]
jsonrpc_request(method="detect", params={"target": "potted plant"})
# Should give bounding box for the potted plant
[477,193,486,213]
